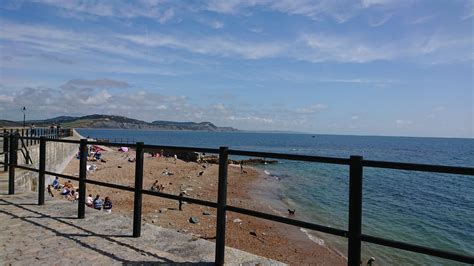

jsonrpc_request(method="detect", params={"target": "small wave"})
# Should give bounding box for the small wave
[264,170,271,175]
[300,228,325,246]
[267,205,286,217]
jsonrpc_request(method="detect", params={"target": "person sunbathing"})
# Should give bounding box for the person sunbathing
[150,180,159,191]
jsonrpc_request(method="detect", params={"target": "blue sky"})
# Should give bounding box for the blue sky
[0,0,472,137]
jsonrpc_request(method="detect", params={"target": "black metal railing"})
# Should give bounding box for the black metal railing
[1,134,473,265]
[1,128,73,171]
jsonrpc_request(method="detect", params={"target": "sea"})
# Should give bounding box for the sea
[77,129,473,265]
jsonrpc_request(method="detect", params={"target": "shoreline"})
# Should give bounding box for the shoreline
[248,166,348,261]
[59,147,346,265]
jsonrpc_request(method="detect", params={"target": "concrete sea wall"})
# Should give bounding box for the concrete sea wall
[15,130,81,191]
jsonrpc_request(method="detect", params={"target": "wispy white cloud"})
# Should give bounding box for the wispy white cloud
[410,14,435,25]
[396,119,413,128]
[26,0,176,23]
[1,18,471,67]
[117,33,286,59]
[62,79,131,89]
[295,104,327,114]
[0,94,14,103]
[368,13,393,27]
[361,0,395,8]
[205,0,407,23]
[461,0,474,20]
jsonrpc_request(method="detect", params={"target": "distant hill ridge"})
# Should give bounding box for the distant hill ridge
[0,114,238,132]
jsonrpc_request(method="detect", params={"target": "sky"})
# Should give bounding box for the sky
[0,0,472,138]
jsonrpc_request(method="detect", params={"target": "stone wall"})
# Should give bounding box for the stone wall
[14,130,82,191]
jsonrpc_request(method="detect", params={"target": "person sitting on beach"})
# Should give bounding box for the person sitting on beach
[61,187,70,196]
[86,194,93,207]
[150,180,159,191]
[47,185,54,197]
[68,190,77,201]
[93,195,103,210]
[52,177,60,190]
[103,197,112,213]
[64,180,74,189]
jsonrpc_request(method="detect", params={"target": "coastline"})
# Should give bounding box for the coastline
[247,166,348,262]
[59,146,346,264]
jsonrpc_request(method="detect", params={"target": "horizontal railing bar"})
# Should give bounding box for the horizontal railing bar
[42,138,82,144]
[142,189,218,208]
[87,141,135,147]
[361,234,474,264]
[226,205,348,237]
[15,164,39,172]
[19,135,70,141]
[85,179,135,192]
[228,149,350,165]
[44,171,80,181]
[363,160,474,175]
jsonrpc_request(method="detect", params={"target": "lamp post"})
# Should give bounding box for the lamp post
[22,106,26,128]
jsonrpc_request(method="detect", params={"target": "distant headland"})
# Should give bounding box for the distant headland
[0,114,238,132]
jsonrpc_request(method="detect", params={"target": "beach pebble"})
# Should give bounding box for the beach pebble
[159,208,167,213]
[249,230,257,237]
[189,217,199,224]
[233,218,242,223]
[202,211,211,215]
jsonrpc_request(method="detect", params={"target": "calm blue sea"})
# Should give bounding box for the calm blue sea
[77,129,473,265]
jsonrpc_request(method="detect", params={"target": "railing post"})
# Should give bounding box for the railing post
[215,146,229,265]
[133,142,144,237]
[348,155,363,266]
[78,139,88,218]
[8,134,18,195]
[3,130,8,172]
[38,137,46,205]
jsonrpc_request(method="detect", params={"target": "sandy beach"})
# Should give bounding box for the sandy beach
[60,147,346,265]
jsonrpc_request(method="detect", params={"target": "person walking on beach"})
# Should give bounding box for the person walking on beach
[47,185,54,197]
[103,196,112,213]
[240,161,244,174]
[178,191,185,211]
[93,195,103,210]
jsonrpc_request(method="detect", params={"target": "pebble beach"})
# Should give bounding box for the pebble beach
[60,147,346,265]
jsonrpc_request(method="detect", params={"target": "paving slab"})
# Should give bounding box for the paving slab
[0,190,285,265]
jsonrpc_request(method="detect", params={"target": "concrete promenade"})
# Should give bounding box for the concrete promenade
[0,189,284,265]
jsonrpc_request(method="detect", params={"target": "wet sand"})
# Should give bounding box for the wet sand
[60,148,346,265]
